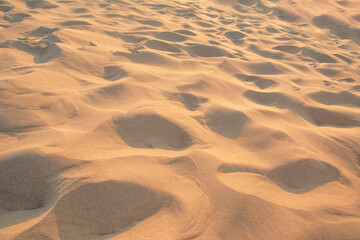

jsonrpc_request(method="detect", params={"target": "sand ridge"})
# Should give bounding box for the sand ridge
[0,0,360,239]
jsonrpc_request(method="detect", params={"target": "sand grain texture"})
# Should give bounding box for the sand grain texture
[1,0,360,239]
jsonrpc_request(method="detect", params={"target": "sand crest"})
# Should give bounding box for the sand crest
[0,0,360,239]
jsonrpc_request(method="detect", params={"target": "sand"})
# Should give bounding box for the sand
[0,0,360,239]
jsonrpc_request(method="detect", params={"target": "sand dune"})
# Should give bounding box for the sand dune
[1,0,360,239]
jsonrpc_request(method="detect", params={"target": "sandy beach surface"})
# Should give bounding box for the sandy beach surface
[1,0,360,239]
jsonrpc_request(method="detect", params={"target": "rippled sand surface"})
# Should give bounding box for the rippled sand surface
[1,0,360,239]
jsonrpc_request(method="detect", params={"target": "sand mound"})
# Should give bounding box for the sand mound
[250,44,284,60]
[61,20,91,26]
[115,51,180,67]
[179,92,208,111]
[244,90,297,109]
[144,39,181,53]
[313,14,360,45]
[135,19,163,27]
[3,13,30,23]
[153,31,188,42]
[26,26,59,37]
[166,156,199,180]
[313,14,343,29]
[301,47,338,63]
[235,74,276,89]
[224,31,247,40]
[0,1,14,12]
[218,163,261,174]
[174,29,197,36]
[273,45,301,54]
[308,91,360,107]
[18,181,169,238]
[84,81,157,108]
[0,151,77,212]
[219,158,341,193]
[165,91,208,111]
[205,107,248,139]
[353,14,360,22]
[273,7,300,22]
[224,31,247,44]
[0,93,77,132]
[185,44,231,57]
[247,62,283,75]
[106,31,148,43]
[266,159,341,193]
[317,68,339,77]
[72,7,88,14]
[0,153,50,211]
[302,106,359,127]
[0,107,46,132]
[103,65,128,81]
[12,41,62,63]
[114,114,192,150]
[237,0,258,7]
[26,0,57,9]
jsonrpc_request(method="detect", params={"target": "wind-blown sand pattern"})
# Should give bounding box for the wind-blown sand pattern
[1,0,360,239]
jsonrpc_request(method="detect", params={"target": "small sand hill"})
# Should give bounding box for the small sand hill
[1,0,360,239]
